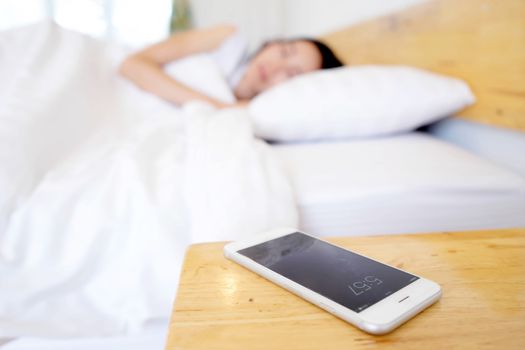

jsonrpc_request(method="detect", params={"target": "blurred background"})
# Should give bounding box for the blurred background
[0,0,426,49]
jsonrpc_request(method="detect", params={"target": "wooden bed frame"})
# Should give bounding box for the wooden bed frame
[322,0,525,132]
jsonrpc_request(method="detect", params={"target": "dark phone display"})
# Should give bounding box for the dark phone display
[238,232,418,313]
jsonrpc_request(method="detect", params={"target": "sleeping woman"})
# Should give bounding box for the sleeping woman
[119,24,342,108]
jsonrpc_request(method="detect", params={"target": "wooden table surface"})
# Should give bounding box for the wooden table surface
[165,229,525,349]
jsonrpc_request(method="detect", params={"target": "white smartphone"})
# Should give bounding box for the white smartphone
[224,227,441,335]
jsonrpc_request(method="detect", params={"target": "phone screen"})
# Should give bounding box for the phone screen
[238,232,419,313]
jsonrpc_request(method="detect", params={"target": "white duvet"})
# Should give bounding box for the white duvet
[0,22,297,337]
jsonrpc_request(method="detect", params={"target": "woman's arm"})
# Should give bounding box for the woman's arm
[119,24,237,108]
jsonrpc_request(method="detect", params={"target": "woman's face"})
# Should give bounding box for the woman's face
[235,40,322,99]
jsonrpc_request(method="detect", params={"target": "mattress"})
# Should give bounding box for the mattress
[273,132,525,236]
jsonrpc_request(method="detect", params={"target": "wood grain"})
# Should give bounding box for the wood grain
[322,0,525,132]
[165,229,525,349]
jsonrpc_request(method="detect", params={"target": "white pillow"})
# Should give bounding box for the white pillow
[248,65,475,142]
[164,53,235,104]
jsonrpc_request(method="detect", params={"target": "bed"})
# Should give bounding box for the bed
[1,0,524,348]
[279,0,525,236]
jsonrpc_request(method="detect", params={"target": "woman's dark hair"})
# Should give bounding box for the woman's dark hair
[303,38,344,69]
[254,38,343,69]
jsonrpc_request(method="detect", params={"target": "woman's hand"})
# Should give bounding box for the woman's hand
[230,99,250,109]
[212,99,250,109]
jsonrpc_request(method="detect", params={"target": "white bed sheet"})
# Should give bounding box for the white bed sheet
[0,22,297,339]
[273,132,525,236]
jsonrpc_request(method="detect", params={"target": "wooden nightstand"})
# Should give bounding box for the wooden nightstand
[165,229,525,349]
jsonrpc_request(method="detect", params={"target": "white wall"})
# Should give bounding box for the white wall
[191,0,285,49]
[282,0,427,37]
[1,0,428,49]
[190,0,428,48]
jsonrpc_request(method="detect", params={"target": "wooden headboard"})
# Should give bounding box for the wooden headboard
[322,0,525,132]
